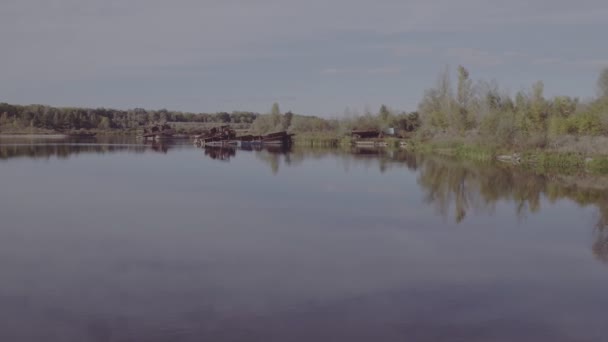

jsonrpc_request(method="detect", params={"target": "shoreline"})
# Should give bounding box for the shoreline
[291,134,608,174]
[0,133,68,139]
[401,141,608,175]
[2,130,607,174]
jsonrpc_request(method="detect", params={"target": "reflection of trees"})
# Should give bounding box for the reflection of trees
[593,227,608,264]
[417,158,478,223]
[416,156,608,223]
[0,137,193,160]
[248,146,418,175]
[203,147,236,161]
[413,155,608,265]
[593,207,608,264]
[248,147,608,267]
[0,136,191,160]
[253,146,291,175]
[0,140,147,160]
[147,141,169,154]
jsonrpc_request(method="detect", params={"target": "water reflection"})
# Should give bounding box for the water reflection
[203,146,608,264]
[0,137,183,160]
[2,139,608,341]
[416,156,608,223]
[201,145,291,173]
[411,155,608,264]
[146,140,170,154]
[240,147,608,227]
[203,146,236,161]
[2,139,608,265]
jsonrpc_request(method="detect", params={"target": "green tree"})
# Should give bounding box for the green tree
[598,68,608,99]
[282,111,293,131]
[456,65,474,131]
[269,102,282,131]
[420,88,448,129]
[271,102,281,116]
[251,114,275,134]
[0,112,8,126]
[551,96,578,118]
[99,117,111,130]
[419,66,453,130]
[379,104,391,124]
[529,81,547,131]
[215,112,231,123]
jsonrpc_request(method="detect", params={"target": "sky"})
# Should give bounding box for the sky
[1,0,608,116]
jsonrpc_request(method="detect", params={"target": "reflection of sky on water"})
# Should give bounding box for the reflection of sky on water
[0,140,607,341]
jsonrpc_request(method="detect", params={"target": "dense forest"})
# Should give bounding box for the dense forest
[0,103,259,133]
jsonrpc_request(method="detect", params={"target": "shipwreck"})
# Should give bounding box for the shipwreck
[194,126,294,147]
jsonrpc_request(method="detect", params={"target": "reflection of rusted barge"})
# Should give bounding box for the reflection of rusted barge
[194,126,293,147]
[204,146,236,161]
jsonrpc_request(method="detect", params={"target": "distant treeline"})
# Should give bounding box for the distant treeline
[0,103,259,132]
[250,102,421,136]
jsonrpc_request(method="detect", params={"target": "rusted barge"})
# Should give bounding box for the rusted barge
[194,127,293,147]
[351,130,382,140]
[194,125,237,146]
[254,131,294,146]
[350,129,389,147]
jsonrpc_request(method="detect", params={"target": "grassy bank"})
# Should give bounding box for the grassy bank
[292,133,345,148]
[402,140,608,174]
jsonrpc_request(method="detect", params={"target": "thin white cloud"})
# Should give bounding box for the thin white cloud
[503,51,530,58]
[446,48,504,67]
[532,58,564,66]
[367,67,403,75]
[572,59,608,69]
[532,57,608,69]
[390,45,434,57]
[321,67,402,76]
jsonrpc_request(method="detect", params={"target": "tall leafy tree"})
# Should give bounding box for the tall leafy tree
[270,102,282,131]
[282,111,293,131]
[379,105,391,124]
[456,65,473,131]
[598,68,608,99]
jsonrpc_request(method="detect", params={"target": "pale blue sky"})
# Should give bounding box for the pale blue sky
[1,0,607,116]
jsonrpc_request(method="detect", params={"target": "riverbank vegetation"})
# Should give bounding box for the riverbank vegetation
[248,67,608,160]
[413,66,608,154]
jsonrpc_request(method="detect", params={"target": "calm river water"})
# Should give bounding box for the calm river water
[1,137,608,341]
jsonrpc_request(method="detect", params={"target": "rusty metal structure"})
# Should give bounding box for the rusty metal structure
[195,125,237,146]
[194,128,294,147]
[351,130,382,139]
[258,131,294,146]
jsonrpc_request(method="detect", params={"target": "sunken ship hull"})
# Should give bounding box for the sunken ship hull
[194,127,293,147]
